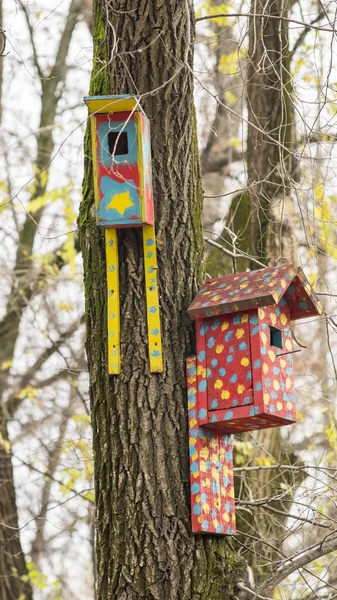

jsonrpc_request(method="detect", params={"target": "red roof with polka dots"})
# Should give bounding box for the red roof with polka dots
[188,264,323,321]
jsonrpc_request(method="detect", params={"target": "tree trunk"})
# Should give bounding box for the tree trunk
[0,423,33,600]
[247,0,296,266]
[79,1,246,599]
[235,0,301,579]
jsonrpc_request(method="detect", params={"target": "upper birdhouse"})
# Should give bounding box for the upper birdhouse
[188,264,323,434]
[84,95,154,228]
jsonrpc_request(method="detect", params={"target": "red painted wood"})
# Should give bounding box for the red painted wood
[95,111,154,228]
[191,302,297,434]
[188,264,322,321]
[204,313,253,411]
[196,319,210,426]
[187,357,236,535]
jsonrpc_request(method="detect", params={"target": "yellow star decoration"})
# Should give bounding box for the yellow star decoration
[106,190,134,215]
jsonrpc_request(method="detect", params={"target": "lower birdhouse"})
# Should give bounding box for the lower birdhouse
[187,264,322,434]
[186,264,322,535]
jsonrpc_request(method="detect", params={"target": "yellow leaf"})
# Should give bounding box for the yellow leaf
[0,360,12,371]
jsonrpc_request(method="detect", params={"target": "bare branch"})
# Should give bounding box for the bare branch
[196,12,337,34]
[261,532,337,594]
[17,1,44,79]
[204,235,266,268]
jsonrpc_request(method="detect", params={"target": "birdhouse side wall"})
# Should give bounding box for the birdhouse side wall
[255,302,296,423]
[139,113,155,226]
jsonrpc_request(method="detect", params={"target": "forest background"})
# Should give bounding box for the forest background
[1,0,337,599]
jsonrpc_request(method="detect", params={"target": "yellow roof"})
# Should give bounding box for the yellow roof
[84,95,143,114]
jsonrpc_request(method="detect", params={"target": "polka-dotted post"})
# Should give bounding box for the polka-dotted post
[143,225,163,372]
[187,357,236,535]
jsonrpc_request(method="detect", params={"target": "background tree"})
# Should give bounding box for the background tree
[0,1,94,598]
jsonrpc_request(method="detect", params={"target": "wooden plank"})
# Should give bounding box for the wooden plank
[143,225,163,372]
[187,356,236,535]
[195,319,209,426]
[105,229,120,374]
[205,312,253,411]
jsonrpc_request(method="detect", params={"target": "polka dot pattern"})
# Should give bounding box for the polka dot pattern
[187,357,236,535]
[194,302,297,433]
[202,313,253,410]
[186,265,322,534]
[188,264,323,322]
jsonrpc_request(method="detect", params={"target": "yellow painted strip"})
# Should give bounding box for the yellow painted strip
[105,229,120,374]
[137,112,146,223]
[84,96,140,115]
[90,116,100,219]
[143,225,163,372]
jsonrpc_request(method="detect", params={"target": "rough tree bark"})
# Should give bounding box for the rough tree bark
[79,1,246,599]
[236,0,301,579]
[247,0,296,266]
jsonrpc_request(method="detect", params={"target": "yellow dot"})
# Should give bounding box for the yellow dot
[280,359,286,368]
[268,350,276,362]
[270,313,277,326]
[281,278,287,289]
[221,390,230,400]
[273,380,280,391]
[241,313,248,323]
[281,313,288,325]
[204,478,211,488]
[200,447,209,460]
[237,384,245,394]
[212,467,220,481]
[287,401,293,410]
[236,328,245,339]
[214,379,223,390]
[285,339,292,351]
[286,377,292,390]
[223,512,230,522]
[261,332,267,345]
[276,402,283,411]
[216,344,224,354]
[262,362,269,374]
[202,503,210,514]
[211,295,221,302]
[221,321,229,331]
[259,309,265,319]
[263,393,270,405]
[241,357,250,366]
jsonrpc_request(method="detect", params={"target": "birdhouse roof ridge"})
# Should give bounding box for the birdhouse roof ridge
[188,263,323,321]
